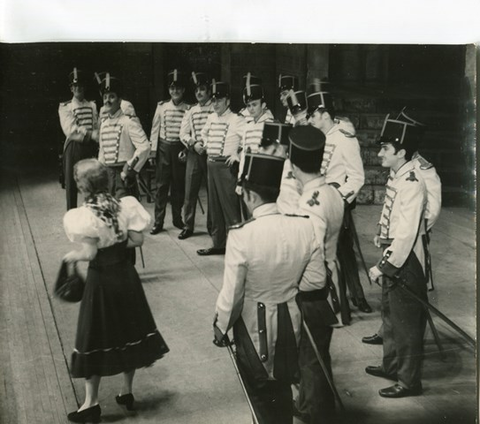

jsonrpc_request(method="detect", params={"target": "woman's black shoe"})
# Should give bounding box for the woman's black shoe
[116,393,135,411]
[67,404,101,423]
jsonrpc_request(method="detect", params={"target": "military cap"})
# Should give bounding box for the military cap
[260,122,292,148]
[288,125,326,171]
[396,107,426,127]
[278,74,298,92]
[243,84,264,104]
[378,113,424,153]
[68,68,86,86]
[167,69,186,87]
[287,90,307,116]
[307,91,334,116]
[211,79,230,99]
[243,73,262,87]
[99,73,123,96]
[191,71,209,87]
[308,77,331,95]
[241,153,286,190]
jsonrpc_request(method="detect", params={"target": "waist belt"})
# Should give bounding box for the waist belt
[208,156,227,162]
[160,138,181,145]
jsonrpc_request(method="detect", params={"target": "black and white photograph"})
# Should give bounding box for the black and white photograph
[0,2,477,424]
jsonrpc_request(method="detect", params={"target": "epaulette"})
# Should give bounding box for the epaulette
[285,214,310,219]
[60,100,72,107]
[229,217,255,230]
[158,100,166,106]
[406,171,419,182]
[339,128,356,138]
[286,171,296,180]
[417,156,433,170]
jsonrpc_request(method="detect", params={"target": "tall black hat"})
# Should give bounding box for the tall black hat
[68,67,86,86]
[243,72,262,87]
[378,112,425,153]
[287,90,307,115]
[307,92,334,116]
[211,79,230,99]
[260,122,292,148]
[278,74,298,92]
[289,125,326,172]
[191,71,209,87]
[241,153,286,190]
[98,73,123,96]
[243,84,264,104]
[308,78,331,95]
[167,69,186,87]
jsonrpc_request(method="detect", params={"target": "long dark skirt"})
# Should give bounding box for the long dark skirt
[71,241,169,378]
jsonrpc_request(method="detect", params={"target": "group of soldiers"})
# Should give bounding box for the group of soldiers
[58,66,441,424]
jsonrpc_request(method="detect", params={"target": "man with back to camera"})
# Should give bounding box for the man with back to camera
[59,67,98,210]
[150,69,191,235]
[178,71,214,240]
[289,125,344,423]
[196,80,246,256]
[366,114,428,398]
[214,150,330,424]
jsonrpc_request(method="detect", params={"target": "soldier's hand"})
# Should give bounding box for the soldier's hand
[226,154,239,167]
[373,235,381,248]
[194,142,204,155]
[369,265,383,285]
[235,185,243,196]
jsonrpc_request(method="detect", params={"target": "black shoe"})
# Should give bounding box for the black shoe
[357,298,373,313]
[362,333,383,345]
[116,393,135,411]
[292,401,310,423]
[178,229,193,240]
[197,247,226,256]
[67,404,101,423]
[173,219,185,230]
[150,224,164,235]
[379,383,422,398]
[365,365,397,381]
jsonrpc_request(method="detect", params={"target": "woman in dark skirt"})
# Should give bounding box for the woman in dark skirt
[63,158,169,423]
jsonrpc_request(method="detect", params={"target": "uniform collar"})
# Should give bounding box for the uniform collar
[302,176,327,193]
[252,203,279,218]
[217,107,231,118]
[71,97,87,107]
[170,99,185,107]
[253,112,271,124]
[108,108,124,119]
[393,160,415,179]
[199,99,212,107]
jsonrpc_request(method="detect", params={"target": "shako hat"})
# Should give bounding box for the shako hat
[379,109,425,152]
[167,69,186,87]
[287,90,307,115]
[211,79,230,99]
[241,153,286,190]
[307,91,334,116]
[68,67,86,86]
[243,72,262,87]
[243,84,264,104]
[260,122,292,148]
[191,71,209,87]
[278,74,298,92]
[98,73,123,96]
[289,125,326,172]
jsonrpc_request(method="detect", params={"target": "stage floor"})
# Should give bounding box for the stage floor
[0,166,476,424]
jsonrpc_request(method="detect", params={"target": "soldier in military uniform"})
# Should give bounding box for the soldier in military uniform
[97,74,150,199]
[94,72,136,119]
[362,109,441,346]
[178,72,214,240]
[59,68,98,210]
[214,152,328,424]
[150,69,191,234]
[197,81,246,256]
[289,125,344,423]
[307,90,372,323]
[239,73,275,124]
[366,115,428,398]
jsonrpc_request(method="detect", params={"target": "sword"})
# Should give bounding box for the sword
[348,209,374,286]
[302,319,345,411]
[393,276,475,349]
[225,340,260,424]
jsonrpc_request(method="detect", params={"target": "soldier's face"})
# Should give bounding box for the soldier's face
[103,92,121,115]
[308,110,326,130]
[213,97,229,115]
[378,143,402,168]
[280,90,290,107]
[169,85,185,103]
[246,99,266,120]
[195,85,210,104]
[71,84,85,101]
